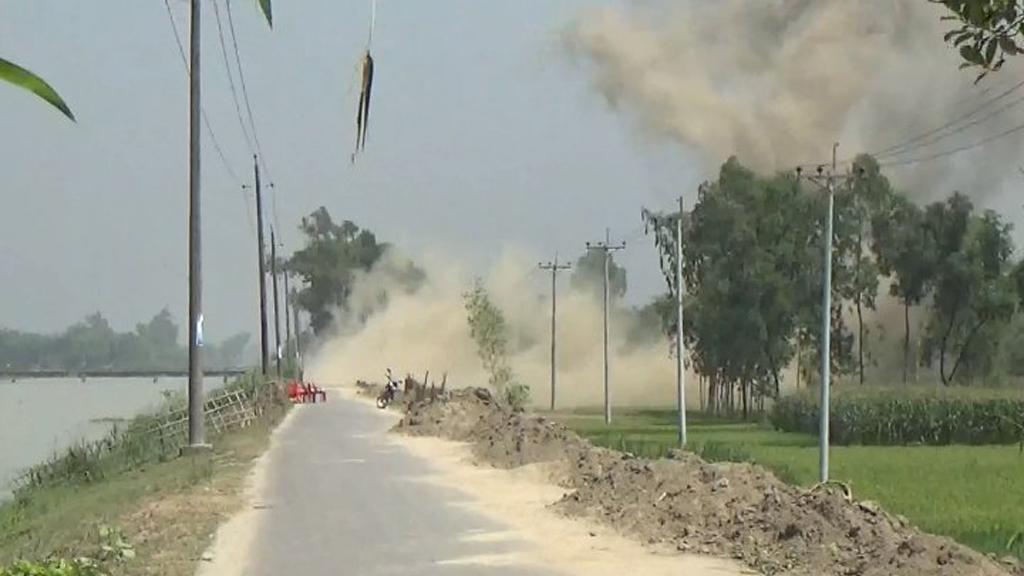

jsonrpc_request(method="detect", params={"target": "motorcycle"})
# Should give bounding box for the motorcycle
[376,369,400,409]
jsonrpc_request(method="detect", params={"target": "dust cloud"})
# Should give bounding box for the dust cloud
[307,249,698,409]
[566,0,1024,201]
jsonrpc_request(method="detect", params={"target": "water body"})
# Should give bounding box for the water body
[0,376,225,501]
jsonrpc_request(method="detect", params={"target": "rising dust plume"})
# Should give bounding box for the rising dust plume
[567,0,1024,201]
[307,249,698,408]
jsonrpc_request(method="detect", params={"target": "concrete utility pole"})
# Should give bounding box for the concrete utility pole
[803,142,862,483]
[271,228,283,378]
[539,255,571,412]
[675,196,687,447]
[283,268,292,362]
[251,156,270,376]
[292,294,303,381]
[586,229,626,425]
[186,0,207,449]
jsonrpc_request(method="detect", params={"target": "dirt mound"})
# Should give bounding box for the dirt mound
[395,387,588,469]
[560,449,1015,576]
[393,388,1022,576]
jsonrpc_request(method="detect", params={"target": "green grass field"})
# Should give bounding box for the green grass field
[553,409,1024,560]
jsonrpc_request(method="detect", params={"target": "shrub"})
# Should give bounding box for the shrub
[503,383,532,411]
[0,558,105,576]
[464,280,516,394]
[771,387,1024,446]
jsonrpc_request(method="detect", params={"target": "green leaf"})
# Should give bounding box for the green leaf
[960,44,985,65]
[998,35,1018,55]
[985,38,998,64]
[0,57,74,121]
[258,0,272,28]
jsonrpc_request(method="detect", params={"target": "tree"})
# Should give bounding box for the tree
[463,280,529,407]
[62,312,116,370]
[199,332,251,369]
[570,250,626,300]
[288,207,425,336]
[839,155,893,384]
[872,195,936,384]
[627,294,675,348]
[645,158,813,417]
[934,0,1024,80]
[921,194,1016,385]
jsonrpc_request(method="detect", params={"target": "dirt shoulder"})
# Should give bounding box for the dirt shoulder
[393,387,1024,576]
[193,406,298,576]
[396,433,754,576]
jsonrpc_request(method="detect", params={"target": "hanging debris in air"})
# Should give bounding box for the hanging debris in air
[352,0,377,164]
[353,51,374,160]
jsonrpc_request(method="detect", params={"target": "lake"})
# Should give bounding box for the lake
[0,376,226,501]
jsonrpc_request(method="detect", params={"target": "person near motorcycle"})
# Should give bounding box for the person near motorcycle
[377,368,401,409]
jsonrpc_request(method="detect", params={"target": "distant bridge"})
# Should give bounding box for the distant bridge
[0,368,250,380]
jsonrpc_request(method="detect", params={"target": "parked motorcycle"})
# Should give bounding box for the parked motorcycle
[376,368,401,409]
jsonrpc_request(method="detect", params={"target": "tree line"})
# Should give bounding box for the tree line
[643,155,1024,417]
[0,309,250,372]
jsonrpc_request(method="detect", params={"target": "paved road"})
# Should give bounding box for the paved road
[245,393,557,576]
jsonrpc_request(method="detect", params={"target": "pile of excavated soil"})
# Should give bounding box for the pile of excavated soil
[392,388,1023,576]
[395,387,588,469]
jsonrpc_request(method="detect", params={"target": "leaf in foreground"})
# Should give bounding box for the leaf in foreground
[0,57,75,121]
[258,0,272,28]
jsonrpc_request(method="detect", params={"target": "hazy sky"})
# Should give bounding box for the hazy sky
[0,0,697,341]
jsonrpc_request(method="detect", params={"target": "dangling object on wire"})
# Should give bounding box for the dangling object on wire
[352,0,377,164]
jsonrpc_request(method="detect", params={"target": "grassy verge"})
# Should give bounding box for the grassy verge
[554,409,1024,561]
[0,388,288,576]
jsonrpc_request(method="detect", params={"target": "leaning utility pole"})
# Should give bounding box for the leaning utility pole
[803,142,861,483]
[586,229,625,425]
[252,156,270,376]
[186,0,207,449]
[675,196,687,447]
[539,255,571,412]
[270,228,282,378]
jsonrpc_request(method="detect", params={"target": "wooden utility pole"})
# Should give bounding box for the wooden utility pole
[539,255,571,412]
[271,228,282,378]
[586,229,625,425]
[186,0,207,449]
[253,156,270,376]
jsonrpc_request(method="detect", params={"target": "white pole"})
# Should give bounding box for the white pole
[676,196,687,447]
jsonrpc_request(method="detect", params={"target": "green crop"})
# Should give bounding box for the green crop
[771,387,1024,446]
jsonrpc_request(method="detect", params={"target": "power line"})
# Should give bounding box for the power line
[871,77,1024,159]
[271,185,283,241]
[212,0,255,156]
[879,117,1024,168]
[225,0,272,181]
[241,186,257,238]
[876,91,1024,160]
[161,0,241,184]
[793,76,1024,172]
